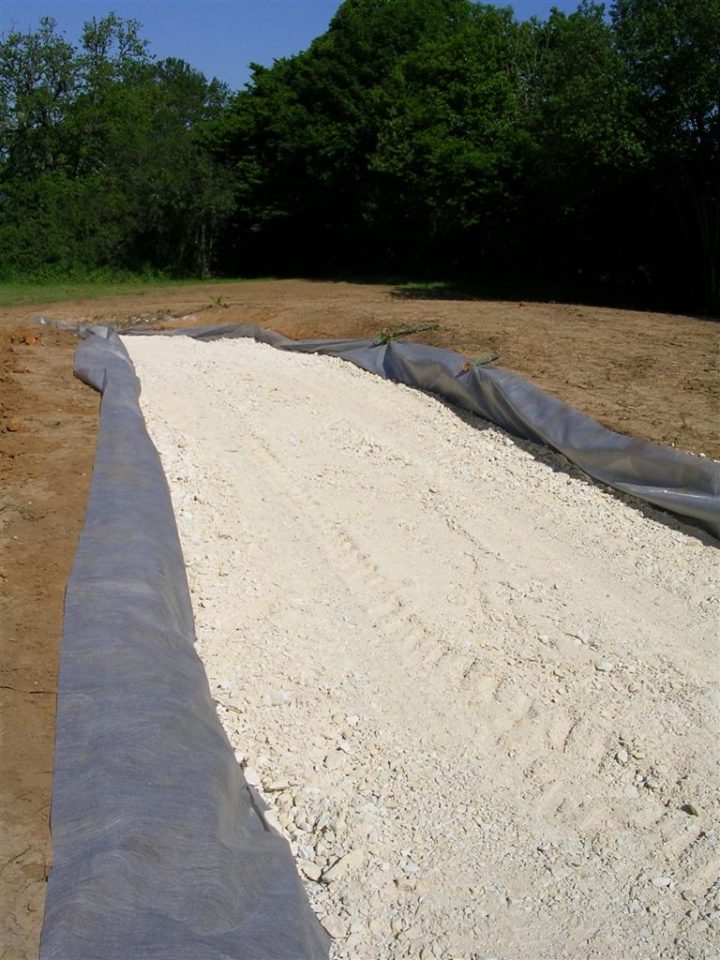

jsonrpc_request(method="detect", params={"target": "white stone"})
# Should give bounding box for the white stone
[651,877,673,888]
[320,914,347,939]
[321,849,364,883]
[300,860,323,882]
[595,659,615,672]
[243,766,260,786]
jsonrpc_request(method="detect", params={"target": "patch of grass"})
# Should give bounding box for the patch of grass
[391,280,499,302]
[331,274,506,300]
[0,276,274,309]
[395,280,454,294]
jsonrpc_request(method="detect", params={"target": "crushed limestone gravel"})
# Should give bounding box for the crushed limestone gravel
[123,335,719,960]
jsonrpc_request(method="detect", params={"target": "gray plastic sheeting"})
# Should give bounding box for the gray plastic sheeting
[41,321,718,959]
[141,322,720,539]
[40,327,329,960]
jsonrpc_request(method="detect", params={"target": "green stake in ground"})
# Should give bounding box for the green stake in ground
[376,323,440,345]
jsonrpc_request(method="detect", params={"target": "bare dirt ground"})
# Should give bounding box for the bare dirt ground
[1,279,718,957]
[15,278,720,457]
[0,322,97,959]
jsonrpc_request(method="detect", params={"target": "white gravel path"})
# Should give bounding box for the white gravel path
[124,335,719,960]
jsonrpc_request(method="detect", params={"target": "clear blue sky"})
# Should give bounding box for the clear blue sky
[1,0,585,91]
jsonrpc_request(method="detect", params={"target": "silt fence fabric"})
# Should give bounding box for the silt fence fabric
[40,327,329,960]
[137,322,720,538]
[40,321,718,959]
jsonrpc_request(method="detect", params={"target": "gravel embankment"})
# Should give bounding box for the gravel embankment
[124,335,718,960]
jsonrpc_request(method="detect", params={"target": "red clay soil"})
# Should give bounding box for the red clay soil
[0,322,98,959]
[1,279,718,957]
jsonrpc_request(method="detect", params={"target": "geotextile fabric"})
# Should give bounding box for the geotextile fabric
[40,327,329,960]
[40,321,718,959]
[146,322,720,538]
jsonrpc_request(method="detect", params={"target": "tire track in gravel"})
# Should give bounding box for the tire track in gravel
[219,364,582,773]
[226,353,717,956]
[229,409,486,740]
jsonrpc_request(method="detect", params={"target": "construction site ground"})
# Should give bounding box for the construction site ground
[1,279,717,958]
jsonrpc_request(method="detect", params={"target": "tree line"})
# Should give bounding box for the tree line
[1,0,718,314]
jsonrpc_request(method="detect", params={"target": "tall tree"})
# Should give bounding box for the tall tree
[612,0,720,312]
[0,14,234,278]
[217,0,477,272]
[511,3,646,297]
[0,17,76,178]
[2,0,716,311]
[369,3,526,271]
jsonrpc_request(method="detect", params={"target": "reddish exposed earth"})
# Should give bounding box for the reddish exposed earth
[1,279,718,957]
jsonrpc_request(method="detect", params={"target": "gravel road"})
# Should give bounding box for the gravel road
[124,335,718,960]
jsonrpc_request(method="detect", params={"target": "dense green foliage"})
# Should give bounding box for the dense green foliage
[1,14,233,278]
[2,1,718,312]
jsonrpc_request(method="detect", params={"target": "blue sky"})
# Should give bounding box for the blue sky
[1,0,585,91]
